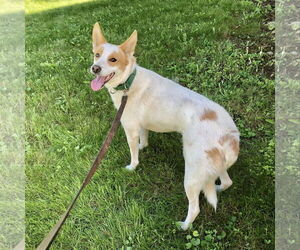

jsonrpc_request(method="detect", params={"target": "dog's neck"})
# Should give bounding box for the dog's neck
[106,57,137,109]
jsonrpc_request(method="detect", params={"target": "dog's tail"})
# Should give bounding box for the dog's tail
[203,181,217,211]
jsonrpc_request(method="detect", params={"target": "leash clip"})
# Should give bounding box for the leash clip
[110,88,129,95]
[109,88,117,94]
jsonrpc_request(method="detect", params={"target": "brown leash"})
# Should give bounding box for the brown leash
[35,95,128,250]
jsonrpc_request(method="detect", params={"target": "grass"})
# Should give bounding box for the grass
[25,0,274,249]
[25,0,95,14]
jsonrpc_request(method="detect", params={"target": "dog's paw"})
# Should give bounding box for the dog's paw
[138,143,148,150]
[125,165,136,171]
[175,221,192,231]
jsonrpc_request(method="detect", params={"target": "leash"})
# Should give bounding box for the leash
[35,94,128,250]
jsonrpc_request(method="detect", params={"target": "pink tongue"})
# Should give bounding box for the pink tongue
[91,76,106,91]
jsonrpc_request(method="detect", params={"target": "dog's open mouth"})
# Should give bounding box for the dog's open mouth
[91,72,115,91]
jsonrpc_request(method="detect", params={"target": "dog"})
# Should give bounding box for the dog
[90,23,240,230]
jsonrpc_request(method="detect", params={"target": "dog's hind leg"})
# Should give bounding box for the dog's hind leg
[139,128,148,150]
[179,167,202,230]
[216,171,233,192]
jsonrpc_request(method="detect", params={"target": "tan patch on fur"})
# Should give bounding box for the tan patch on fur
[206,148,225,169]
[108,50,128,71]
[232,139,239,155]
[200,109,217,121]
[93,46,104,57]
[219,134,240,155]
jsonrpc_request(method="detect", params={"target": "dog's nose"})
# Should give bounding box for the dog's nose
[92,65,101,74]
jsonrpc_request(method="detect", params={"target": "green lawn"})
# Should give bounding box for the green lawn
[25,0,274,249]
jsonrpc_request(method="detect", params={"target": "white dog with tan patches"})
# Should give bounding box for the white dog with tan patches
[90,23,240,230]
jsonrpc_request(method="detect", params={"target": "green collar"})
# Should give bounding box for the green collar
[114,68,137,91]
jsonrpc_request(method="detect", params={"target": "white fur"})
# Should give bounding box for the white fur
[91,37,240,230]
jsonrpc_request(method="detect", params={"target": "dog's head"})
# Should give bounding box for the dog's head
[90,23,137,91]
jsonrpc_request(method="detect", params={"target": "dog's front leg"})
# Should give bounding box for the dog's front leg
[124,127,139,171]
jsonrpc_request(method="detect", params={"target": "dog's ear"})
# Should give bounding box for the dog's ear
[92,22,107,47]
[119,30,137,56]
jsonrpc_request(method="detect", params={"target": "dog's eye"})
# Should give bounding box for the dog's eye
[109,57,117,62]
[95,53,100,58]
